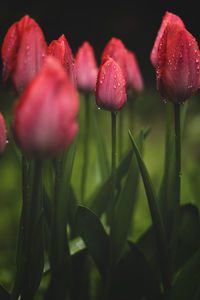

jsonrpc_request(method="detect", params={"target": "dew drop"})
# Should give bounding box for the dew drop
[118,82,121,87]
[113,85,117,89]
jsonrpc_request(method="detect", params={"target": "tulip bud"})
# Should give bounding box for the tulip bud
[48,34,77,86]
[126,50,143,95]
[0,113,7,156]
[101,37,128,81]
[75,41,98,92]
[2,15,47,94]
[13,56,79,157]
[151,11,185,67]
[156,23,200,104]
[95,57,126,111]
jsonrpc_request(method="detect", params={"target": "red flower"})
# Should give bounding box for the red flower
[13,57,79,157]
[156,23,200,104]
[101,37,128,81]
[76,41,98,92]
[0,113,7,156]
[151,11,185,67]
[48,34,77,86]
[126,50,143,95]
[95,57,126,111]
[2,15,47,93]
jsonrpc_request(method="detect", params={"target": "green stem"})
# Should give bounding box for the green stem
[174,103,181,206]
[111,111,117,195]
[12,158,44,300]
[103,112,117,300]
[45,146,77,300]
[118,110,123,159]
[81,93,90,203]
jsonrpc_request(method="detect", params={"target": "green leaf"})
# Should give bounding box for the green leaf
[173,204,200,272]
[128,130,170,290]
[110,131,144,266]
[169,248,200,300]
[88,148,133,217]
[75,206,109,278]
[0,285,10,300]
[69,237,86,256]
[110,241,161,300]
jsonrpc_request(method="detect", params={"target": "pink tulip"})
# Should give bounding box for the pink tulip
[95,57,126,111]
[48,34,77,86]
[13,56,79,157]
[0,113,7,156]
[151,11,185,67]
[2,15,47,93]
[156,23,200,103]
[76,41,98,92]
[101,37,128,81]
[126,50,143,95]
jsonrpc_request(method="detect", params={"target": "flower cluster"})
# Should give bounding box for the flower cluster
[1,14,143,157]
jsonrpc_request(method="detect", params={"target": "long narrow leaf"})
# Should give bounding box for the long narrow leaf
[75,205,109,278]
[169,248,200,300]
[128,130,170,290]
[110,131,145,266]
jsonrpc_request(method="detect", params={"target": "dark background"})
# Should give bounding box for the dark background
[0,2,199,87]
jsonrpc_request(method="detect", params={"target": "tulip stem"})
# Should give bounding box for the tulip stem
[81,93,90,202]
[118,110,123,159]
[174,103,181,207]
[111,111,117,198]
[12,158,44,300]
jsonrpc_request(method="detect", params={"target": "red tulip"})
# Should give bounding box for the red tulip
[126,50,143,95]
[151,11,185,67]
[101,37,128,81]
[95,57,126,111]
[2,15,47,93]
[13,56,79,157]
[76,41,98,92]
[48,34,77,86]
[0,113,7,156]
[156,23,200,104]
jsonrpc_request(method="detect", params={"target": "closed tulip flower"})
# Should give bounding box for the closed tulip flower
[13,56,79,157]
[76,41,98,92]
[156,23,200,104]
[48,34,77,86]
[96,57,126,111]
[101,37,128,81]
[151,11,185,67]
[1,15,47,94]
[0,113,7,156]
[126,50,143,95]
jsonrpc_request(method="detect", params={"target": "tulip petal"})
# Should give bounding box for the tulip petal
[96,57,126,112]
